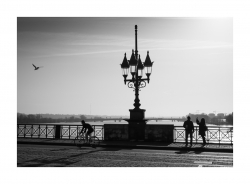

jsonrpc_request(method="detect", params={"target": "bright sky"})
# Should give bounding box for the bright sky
[17,17,233,116]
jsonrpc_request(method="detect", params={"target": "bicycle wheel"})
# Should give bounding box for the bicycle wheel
[90,136,100,146]
[74,137,84,147]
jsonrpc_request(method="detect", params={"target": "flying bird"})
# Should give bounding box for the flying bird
[32,64,43,70]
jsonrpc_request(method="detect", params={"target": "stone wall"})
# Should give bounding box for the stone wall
[104,124,174,142]
[104,124,128,141]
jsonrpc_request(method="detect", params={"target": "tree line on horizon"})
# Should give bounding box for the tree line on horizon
[17,112,233,125]
[187,112,233,125]
[17,113,88,124]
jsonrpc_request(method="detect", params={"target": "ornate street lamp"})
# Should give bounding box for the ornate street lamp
[120,25,155,141]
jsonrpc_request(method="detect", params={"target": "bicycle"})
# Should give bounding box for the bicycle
[74,133,100,147]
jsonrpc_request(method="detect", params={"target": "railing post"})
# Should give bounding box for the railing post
[102,126,104,140]
[46,125,48,138]
[206,128,209,144]
[55,125,61,139]
[17,125,19,137]
[38,125,40,138]
[31,125,33,138]
[231,128,233,145]
[196,127,197,144]
[68,125,70,139]
[173,127,175,143]
[24,125,26,138]
[219,127,220,146]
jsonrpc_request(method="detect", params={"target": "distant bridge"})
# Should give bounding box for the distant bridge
[147,118,186,122]
[85,117,186,122]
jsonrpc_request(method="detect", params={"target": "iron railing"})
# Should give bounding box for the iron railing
[17,124,233,144]
[174,126,233,145]
[17,124,104,140]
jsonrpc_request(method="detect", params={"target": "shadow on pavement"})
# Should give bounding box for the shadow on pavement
[175,150,190,154]
[79,144,133,152]
[194,151,203,154]
[18,145,134,167]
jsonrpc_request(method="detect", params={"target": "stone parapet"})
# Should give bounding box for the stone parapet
[104,123,174,142]
[104,124,128,141]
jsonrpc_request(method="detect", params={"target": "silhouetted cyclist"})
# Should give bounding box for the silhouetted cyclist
[79,120,94,143]
[183,116,194,147]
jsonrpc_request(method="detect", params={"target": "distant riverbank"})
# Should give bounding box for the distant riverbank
[18,120,233,127]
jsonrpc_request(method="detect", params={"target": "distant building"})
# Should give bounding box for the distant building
[218,119,226,122]
[217,113,225,118]
[208,113,216,118]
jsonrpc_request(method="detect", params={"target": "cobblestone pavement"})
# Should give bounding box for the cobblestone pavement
[17,144,233,167]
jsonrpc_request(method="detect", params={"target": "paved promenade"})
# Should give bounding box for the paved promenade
[17,144,233,167]
[17,138,233,153]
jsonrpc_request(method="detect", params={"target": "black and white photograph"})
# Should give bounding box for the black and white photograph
[1,0,250,184]
[17,17,233,167]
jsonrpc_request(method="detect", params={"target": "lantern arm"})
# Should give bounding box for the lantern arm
[124,79,134,82]
[123,78,135,85]
[137,78,151,83]
[138,78,148,81]
[125,77,148,82]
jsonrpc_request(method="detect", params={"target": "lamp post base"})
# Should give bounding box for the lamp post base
[125,109,147,141]
[124,119,147,141]
[129,109,145,120]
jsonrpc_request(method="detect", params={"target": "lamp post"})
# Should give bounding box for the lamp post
[120,25,154,140]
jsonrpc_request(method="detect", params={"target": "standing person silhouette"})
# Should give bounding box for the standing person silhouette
[79,120,94,143]
[196,118,207,146]
[183,116,194,147]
